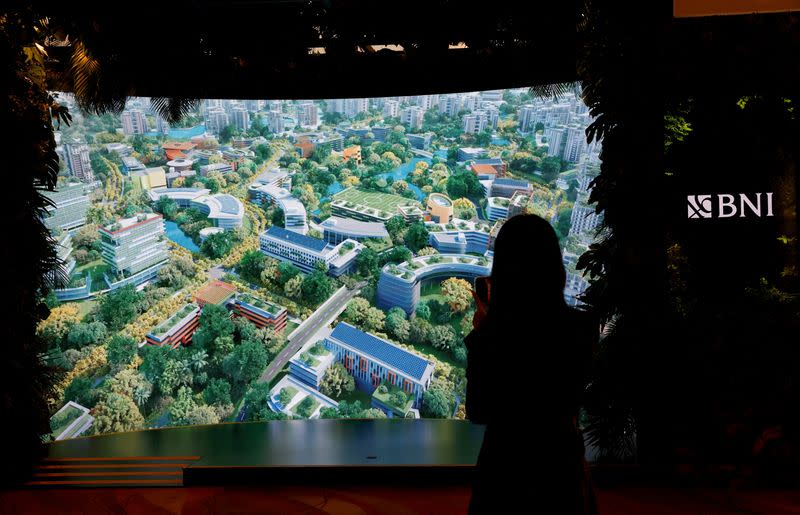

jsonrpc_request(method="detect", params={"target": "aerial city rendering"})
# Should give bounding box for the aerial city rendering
[40,89,602,440]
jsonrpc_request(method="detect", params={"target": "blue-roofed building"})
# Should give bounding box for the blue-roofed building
[324,322,434,408]
[259,225,363,275]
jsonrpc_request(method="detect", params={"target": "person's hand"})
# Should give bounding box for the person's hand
[471,289,489,330]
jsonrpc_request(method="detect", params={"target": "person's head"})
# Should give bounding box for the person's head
[489,214,566,315]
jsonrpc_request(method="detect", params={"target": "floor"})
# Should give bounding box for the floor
[2,486,799,514]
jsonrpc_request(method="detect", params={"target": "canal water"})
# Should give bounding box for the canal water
[164,221,200,253]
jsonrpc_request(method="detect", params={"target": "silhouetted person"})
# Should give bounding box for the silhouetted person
[466,214,598,514]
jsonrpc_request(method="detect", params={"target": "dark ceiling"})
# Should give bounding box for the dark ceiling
[42,0,580,100]
[39,1,799,101]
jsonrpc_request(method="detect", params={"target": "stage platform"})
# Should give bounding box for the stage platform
[39,420,486,487]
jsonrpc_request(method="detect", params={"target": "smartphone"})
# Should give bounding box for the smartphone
[474,276,490,304]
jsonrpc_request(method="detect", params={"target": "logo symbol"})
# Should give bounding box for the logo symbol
[687,195,713,219]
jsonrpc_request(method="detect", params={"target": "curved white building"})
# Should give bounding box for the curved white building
[377,254,493,315]
[147,187,211,207]
[320,216,389,244]
[427,219,492,255]
[191,194,244,229]
[166,157,194,172]
[249,183,308,235]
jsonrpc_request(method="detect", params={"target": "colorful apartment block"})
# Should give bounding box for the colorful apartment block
[323,322,434,407]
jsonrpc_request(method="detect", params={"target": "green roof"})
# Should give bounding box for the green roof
[151,303,198,338]
[372,382,414,416]
[237,292,283,315]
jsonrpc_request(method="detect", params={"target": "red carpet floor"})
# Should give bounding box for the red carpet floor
[1,486,799,514]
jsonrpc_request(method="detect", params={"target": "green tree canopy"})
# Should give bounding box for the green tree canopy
[302,270,334,306]
[106,334,137,372]
[319,362,355,399]
[92,392,144,434]
[243,383,288,422]
[98,285,141,331]
[223,340,269,385]
[422,387,454,418]
[356,247,379,277]
[403,222,430,252]
[66,321,107,349]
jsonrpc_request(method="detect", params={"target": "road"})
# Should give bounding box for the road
[257,282,365,385]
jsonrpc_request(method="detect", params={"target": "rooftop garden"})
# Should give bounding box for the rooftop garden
[294,396,320,418]
[338,241,356,255]
[150,303,198,338]
[49,404,84,439]
[237,292,282,315]
[372,382,414,416]
[278,386,298,407]
[299,351,320,367]
[308,342,329,356]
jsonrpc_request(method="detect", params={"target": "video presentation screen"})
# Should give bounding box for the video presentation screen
[41,88,601,439]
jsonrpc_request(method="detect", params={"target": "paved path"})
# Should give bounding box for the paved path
[257,282,364,385]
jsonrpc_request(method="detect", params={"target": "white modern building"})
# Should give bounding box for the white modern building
[383,99,400,118]
[297,101,319,126]
[563,125,587,163]
[463,113,487,134]
[248,183,308,234]
[427,219,492,255]
[400,106,424,130]
[231,107,250,131]
[320,216,389,244]
[99,213,169,277]
[517,104,538,133]
[147,187,211,206]
[486,197,510,222]
[545,126,567,158]
[344,98,369,118]
[267,110,285,133]
[259,226,362,276]
[191,194,244,229]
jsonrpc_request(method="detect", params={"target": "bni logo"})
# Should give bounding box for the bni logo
[687,193,774,219]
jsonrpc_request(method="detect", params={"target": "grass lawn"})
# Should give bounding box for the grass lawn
[279,386,299,405]
[71,259,111,292]
[333,187,419,213]
[269,369,289,389]
[74,299,98,320]
[372,382,414,416]
[419,281,448,305]
[50,405,83,438]
[363,237,393,253]
[406,339,462,368]
[335,387,373,406]
[284,320,300,336]
[226,395,247,422]
[293,396,320,418]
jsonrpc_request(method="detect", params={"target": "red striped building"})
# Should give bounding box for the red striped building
[145,304,201,349]
[228,293,288,333]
